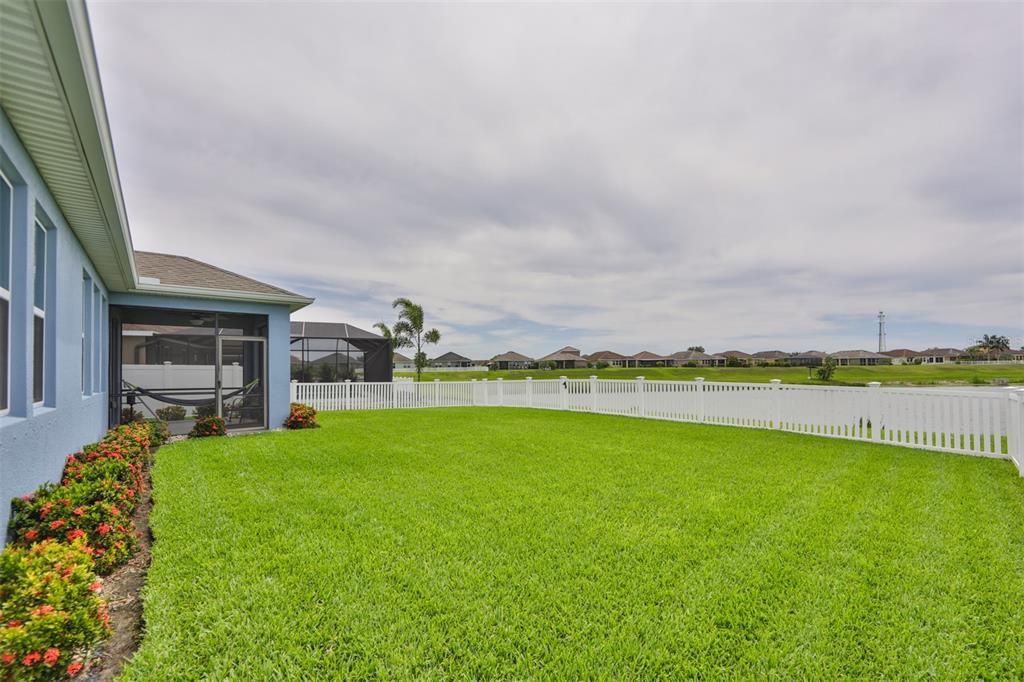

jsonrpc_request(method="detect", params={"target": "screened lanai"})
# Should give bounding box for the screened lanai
[290,321,393,383]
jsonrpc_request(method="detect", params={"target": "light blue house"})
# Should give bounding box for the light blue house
[0,0,313,533]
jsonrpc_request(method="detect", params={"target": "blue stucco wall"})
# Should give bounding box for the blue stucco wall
[0,108,110,534]
[107,293,293,431]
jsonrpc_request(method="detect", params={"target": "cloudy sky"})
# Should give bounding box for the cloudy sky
[87,1,1023,358]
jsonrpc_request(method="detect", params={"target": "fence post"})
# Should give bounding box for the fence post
[497,378,504,406]
[559,376,568,411]
[590,375,598,413]
[770,379,781,429]
[434,378,440,408]
[290,379,297,404]
[344,379,351,411]
[696,377,705,423]
[471,379,477,407]
[526,377,533,408]
[482,378,489,407]
[868,381,882,441]
[636,376,646,418]
[1012,389,1024,476]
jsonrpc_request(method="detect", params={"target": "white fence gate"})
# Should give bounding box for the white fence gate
[291,377,1024,475]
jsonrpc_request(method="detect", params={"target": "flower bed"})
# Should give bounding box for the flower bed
[284,403,318,430]
[0,420,168,679]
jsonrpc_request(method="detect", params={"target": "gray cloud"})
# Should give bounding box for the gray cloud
[87,1,1024,356]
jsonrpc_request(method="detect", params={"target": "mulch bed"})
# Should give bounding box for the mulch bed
[80,455,155,681]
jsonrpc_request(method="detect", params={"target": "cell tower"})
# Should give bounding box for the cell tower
[877,311,886,353]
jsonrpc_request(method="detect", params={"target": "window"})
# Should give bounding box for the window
[93,283,101,391]
[100,295,107,392]
[0,171,11,414]
[32,222,46,405]
[82,273,92,394]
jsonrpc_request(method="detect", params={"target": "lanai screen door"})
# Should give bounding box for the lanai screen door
[216,336,266,430]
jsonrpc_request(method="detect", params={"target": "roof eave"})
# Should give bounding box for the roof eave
[33,0,138,290]
[132,282,314,312]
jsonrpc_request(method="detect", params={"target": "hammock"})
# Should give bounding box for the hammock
[121,380,257,407]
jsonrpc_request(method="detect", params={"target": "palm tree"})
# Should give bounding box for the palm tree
[975,334,1010,354]
[376,298,441,381]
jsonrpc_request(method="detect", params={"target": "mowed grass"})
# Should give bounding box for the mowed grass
[398,363,1024,386]
[125,409,1024,679]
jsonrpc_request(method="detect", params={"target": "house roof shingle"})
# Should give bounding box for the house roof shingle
[491,351,534,362]
[633,350,673,361]
[539,351,587,363]
[586,350,631,361]
[829,349,890,359]
[432,351,473,363]
[790,350,828,359]
[752,350,790,359]
[392,352,413,363]
[880,348,922,358]
[136,251,305,300]
[919,347,965,356]
[671,350,715,361]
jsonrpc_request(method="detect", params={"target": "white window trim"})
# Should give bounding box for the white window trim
[32,221,46,407]
[0,169,12,417]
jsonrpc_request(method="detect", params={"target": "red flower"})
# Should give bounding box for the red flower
[110,505,121,516]
[40,502,54,518]
[67,661,83,676]
[43,648,60,667]
[1,653,13,665]
[22,651,41,666]
[66,529,86,541]
[49,519,66,530]
[97,523,112,536]
[7,620,21,628]
[88,581,102,592]
[24,529,38,541]
[19,494,33,502]
[73,506,86,517]
[30,605,54,617]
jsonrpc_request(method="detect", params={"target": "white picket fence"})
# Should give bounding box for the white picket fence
[290,377,1024,475]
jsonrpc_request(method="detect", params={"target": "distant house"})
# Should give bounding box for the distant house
[788,351,828,367]
[490,351,534,370]
[671,350,726,367]
[431,352,474,368]
[881,349,922,365]
[631,350,675,367]
[829,350,892,366]
[918,348,964,364]
[751,350,790,365]
[586,350,636,368]
[392,352,416,371]
[717,350,752,366]
[538,346,588,369]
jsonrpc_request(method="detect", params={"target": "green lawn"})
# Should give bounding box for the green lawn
[398,363,1024,386]
[125,409,1024,679]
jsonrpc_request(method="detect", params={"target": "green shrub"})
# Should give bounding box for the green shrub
[120,407,143,423]
[193,404,216,419]
[144,419,170,447]
[283,403,319,430]
[9,482,137,575]
[154,405,186,421]
[189,416,226,439]
[0,539,108,680]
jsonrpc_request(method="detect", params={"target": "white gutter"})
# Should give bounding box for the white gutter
[132,282,314,312]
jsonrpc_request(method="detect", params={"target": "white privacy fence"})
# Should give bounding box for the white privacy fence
[291,377,1024,475]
